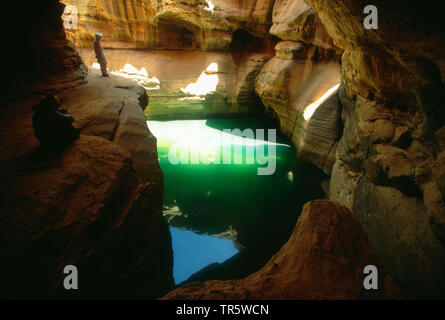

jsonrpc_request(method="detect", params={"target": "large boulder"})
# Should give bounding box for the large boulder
[0,135,172,299]
[162,200,399,299]
[0,4,174,296]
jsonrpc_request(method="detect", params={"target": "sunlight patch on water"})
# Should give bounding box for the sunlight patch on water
[148,120,288,165]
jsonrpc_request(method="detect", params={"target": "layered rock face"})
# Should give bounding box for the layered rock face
[62,0,276,51]
[304,0,445,298]
[0,0,173,298]
[61,0,345,140]
[255,0,342,174]
[162,201,399,300]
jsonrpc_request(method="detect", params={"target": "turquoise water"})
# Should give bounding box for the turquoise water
[148,116,325,284]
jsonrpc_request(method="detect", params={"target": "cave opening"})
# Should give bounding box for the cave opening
[230,29,275,53]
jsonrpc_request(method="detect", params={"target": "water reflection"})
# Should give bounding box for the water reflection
[149,117,300,247]
[170,227,238,284]
[149,116,326,283]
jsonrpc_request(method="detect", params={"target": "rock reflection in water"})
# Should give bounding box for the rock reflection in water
[170,227,238,284]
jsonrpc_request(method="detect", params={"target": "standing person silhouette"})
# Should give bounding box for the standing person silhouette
[94,33,109,77]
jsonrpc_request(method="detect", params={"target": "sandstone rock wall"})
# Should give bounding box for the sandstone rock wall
[255,0,342,174]
[0,0,174,299]
[0,69,175,299]
[270,0,334,49]
[5,0,445,300]
[162,201,399,299]
[62,0,276,51]
[305,0,445,298]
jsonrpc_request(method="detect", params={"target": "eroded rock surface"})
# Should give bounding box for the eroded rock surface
[254,0,342,174]
[162,200,399,300]
[62,0,276,51]
[305,0,445,298]
[61,68,160,183]
[0,69,174,299]
[0,0,173,298]
[270,0,335,50]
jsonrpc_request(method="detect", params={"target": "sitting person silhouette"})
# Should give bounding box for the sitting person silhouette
[94,33,109,77]
[32,95,80,147]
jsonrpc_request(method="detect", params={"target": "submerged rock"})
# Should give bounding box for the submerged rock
[162,200,399,300]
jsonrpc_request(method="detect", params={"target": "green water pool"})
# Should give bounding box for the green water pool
[147,116,325,284]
